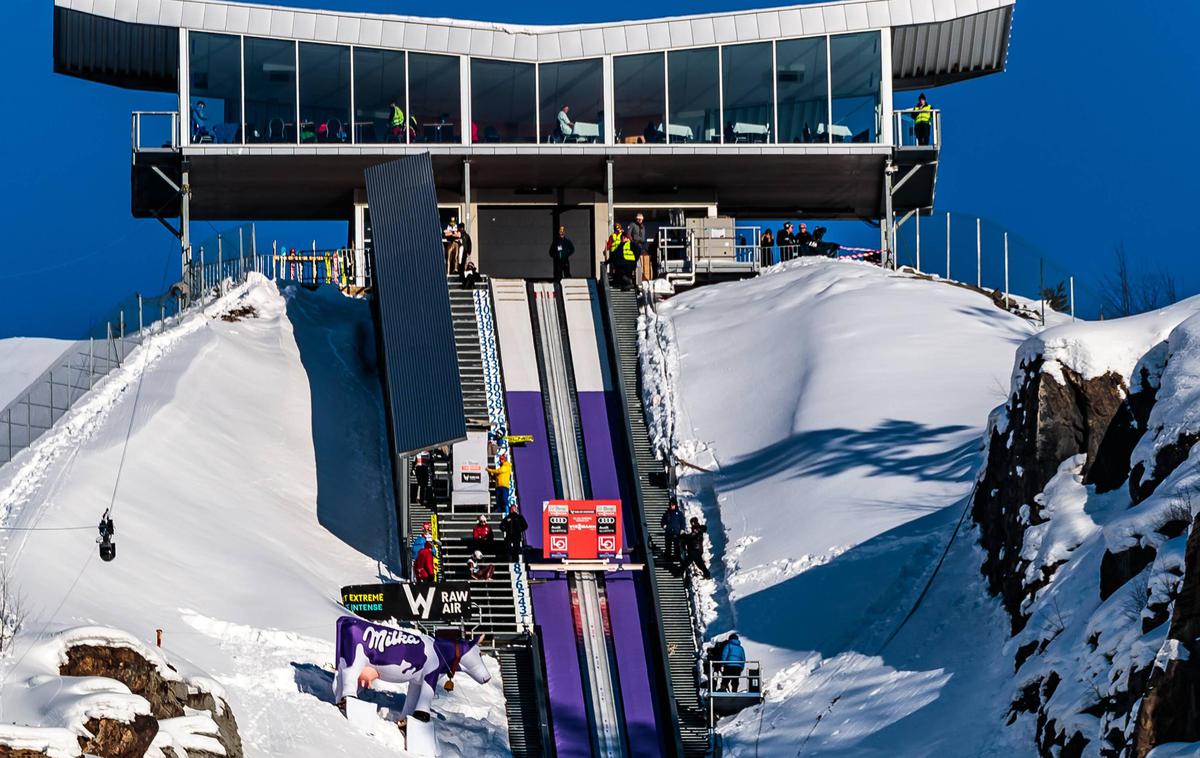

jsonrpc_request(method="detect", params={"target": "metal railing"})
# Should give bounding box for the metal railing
[1,228,266,468]
[706,659,764,727]
[271,246,373,291]
[656,225,762,287]
[132,111,180,153]
[893,108,941,149]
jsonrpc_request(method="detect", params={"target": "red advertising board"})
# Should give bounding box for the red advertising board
[542,500,623,560]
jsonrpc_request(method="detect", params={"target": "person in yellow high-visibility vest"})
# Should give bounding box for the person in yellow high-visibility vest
[389,100,406,142]
[913,93,933,146]
[487,454,512,512]
[605,223,636,287]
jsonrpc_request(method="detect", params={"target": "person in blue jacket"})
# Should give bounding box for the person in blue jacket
[718,633,746,692]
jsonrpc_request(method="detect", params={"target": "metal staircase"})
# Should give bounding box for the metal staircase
[604,283,710,757]
[498,642,552,758]
[404,276,522,639]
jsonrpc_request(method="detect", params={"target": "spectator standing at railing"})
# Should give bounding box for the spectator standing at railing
[777,223,797,262]
[718,634,747,692]
[797,223,814,256]
[913,93,933,146]
[758,229,774,267]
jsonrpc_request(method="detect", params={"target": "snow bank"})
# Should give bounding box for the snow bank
[0,338,73,410]
[1130,311,1200,483]
[643,258,1041,754]
[0,275,509,757]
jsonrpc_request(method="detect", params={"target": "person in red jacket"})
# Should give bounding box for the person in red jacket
[469,515,494,557]
[414,541,437,582]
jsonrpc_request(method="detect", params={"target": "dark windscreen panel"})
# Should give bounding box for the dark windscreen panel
[722,43,773,143]
[363,154,466,457]
[613,53,664,144]
[244,37,297,144]
[539,59,603,144]
[471,59,537,144]
[188,32,242,144]
[409,53,461,143]
[831,31,882,143]
[354,48,406,144]
[668,47,719,144]
[299,42,350,143]
[777,36,828,144]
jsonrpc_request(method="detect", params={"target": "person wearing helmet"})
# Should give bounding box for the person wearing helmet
[467,550,495,580]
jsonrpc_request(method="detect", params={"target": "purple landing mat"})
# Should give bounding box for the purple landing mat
[606,573,667,757]
[532,579,591,758]
[506,391,555,549]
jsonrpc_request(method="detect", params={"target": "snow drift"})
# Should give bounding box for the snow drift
[0,275,509,757]
[642,258,1045,755]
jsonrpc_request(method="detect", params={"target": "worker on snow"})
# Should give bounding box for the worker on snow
[681,517,712,580]
[487,453,513,512]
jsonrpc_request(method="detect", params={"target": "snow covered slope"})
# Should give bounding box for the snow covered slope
[0,276,509,757]
[0,338,72,409]
[642,258,1045,756]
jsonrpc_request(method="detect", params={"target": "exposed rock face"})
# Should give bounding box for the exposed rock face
[1132,512,1200,757]
[60,643,243,758]
[975,316,1200,757]
[974,358,1128,632]
[78,715,158,758]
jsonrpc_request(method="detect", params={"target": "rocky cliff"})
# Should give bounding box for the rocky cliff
[973,304,1200,757]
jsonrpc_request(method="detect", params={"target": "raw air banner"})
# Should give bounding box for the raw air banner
[341,582,473,622]
[542,499,623,560]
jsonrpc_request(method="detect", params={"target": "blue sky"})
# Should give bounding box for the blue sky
[1,0,1196,336]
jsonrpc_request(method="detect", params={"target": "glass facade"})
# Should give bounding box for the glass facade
[299,43,350,143]
[722,43,773,143]
[830,32,882,143]
[408,53,460,143]
[189,32,241,144]
[776,37,828,143]
[471,59,536,143]
[185,30,885,147]
[244,37,296,144]
[353,48,406,144]
[539,59,603,144]
[668,48,719,143]
[613,53,665,143]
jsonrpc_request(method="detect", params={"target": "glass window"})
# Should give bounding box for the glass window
[539,59,603,144]
[299,43,350,144]
[353,48,406,144]
[668,47,719,144]
[776,37,828,144]
[409,53,461,143]
[830,32,882,143]
[244,37,297,144]
[613,53,664,144]
[722,43,773,144]
[471,59,536,144]
[188,32,241,144]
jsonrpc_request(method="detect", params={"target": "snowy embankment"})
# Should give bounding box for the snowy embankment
[0,338,72,409]
[641,258,1045,756]
[0,275,509,757]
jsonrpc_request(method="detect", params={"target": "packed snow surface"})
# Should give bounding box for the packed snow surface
[0,276,509,757]
[644,259,1044,755]
[0,338,72,409]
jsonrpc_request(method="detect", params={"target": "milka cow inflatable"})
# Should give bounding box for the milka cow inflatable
[333,616,490,721]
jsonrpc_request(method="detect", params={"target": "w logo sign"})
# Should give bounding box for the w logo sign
[401,584,437,619]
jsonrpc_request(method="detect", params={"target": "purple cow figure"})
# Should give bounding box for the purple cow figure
[333,616,490,722]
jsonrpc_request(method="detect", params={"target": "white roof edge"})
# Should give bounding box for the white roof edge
[55,0,1014,42]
